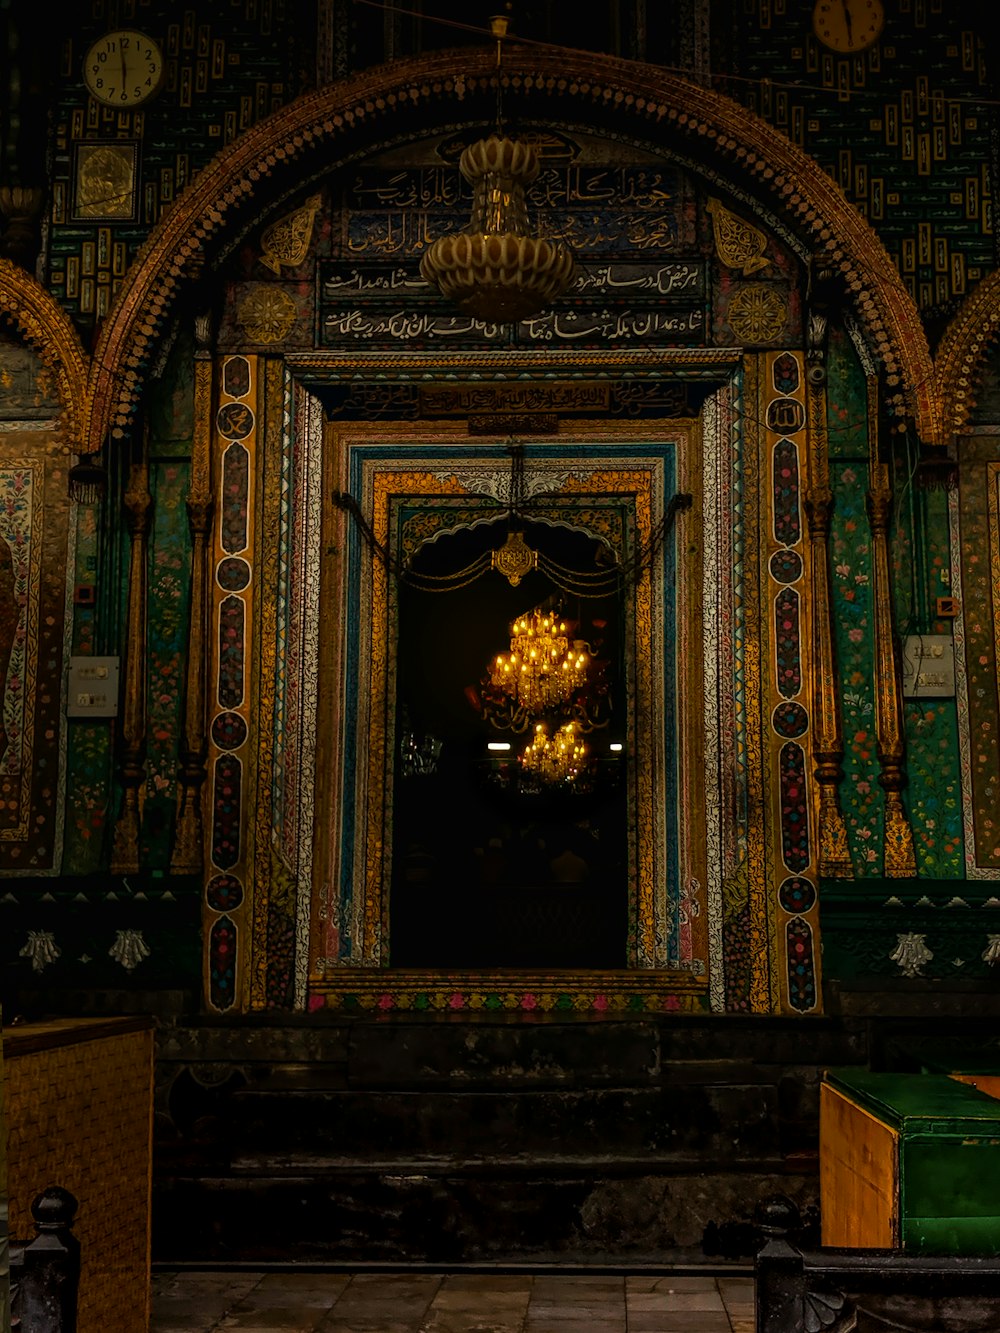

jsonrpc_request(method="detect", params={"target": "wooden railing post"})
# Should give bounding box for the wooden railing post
[11,1188,80,1333]
[754,1195,806,1333]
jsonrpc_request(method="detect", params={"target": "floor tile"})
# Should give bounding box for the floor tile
[431,1291,533,1311]
[628,1316,733,1333]
[439,1276,533,1292]
[150,1268,757,1333]
[318,1317,426,1332]
[627,1292,726,1313]
[422,1317,528,1333]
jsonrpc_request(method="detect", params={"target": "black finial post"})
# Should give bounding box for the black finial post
[15,1188,80,1333]
[754,1194,805,1333]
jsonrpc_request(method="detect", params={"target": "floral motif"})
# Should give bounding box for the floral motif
[20,929,60,972]
[786,917,816,1011]
[772,439,801,546]
[209,915,237,1010]
[889,931,933,977]
[779,742,810,872]
[774,589,802,699]
[109,928,151,971]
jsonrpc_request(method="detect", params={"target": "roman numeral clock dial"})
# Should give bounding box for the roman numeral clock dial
[812,0,885,52]
[84,30,164,108]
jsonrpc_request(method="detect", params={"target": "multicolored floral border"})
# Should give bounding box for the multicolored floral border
[309,972,708,1014]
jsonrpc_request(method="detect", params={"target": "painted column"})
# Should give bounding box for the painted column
[867,384,917,877]
[804,323,853,878]
[171,314,215,874]
[111,451,152,874]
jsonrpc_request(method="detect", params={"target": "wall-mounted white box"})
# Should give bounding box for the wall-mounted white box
[67,656,120,716]
[901,634,955,699]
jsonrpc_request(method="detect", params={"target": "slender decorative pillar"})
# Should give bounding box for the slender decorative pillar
[866,391,917,877]
[111,450,153,874]
[171,315,215,873]
[804,314,853,878]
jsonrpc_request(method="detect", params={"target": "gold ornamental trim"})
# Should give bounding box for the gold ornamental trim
[286,348,742,377]
[937,272,1000,435]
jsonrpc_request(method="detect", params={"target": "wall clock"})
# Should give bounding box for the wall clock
[812,0,885,52]
[83,30,164,107]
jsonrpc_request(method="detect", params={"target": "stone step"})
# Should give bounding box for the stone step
[157,1013,865,1087]
[152,1163,817,1264]
[227,1084,781,1158]
[227,1149,795,1175]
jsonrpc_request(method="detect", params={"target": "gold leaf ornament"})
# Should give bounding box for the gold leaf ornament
[237,287,297,344]
[706,197,771,275]
[259,193,322,274]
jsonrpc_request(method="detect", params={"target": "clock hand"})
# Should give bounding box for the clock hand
[120,43,127,92]
[840,0,854,43]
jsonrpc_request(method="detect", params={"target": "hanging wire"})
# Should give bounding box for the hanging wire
[333,479,692,596]
[352,0,1000,112]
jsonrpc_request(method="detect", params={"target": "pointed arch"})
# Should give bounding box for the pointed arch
[0,258,90,449]
[936,272,1000,435]
[85,46,940,448]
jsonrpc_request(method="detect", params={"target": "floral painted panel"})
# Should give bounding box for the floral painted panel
[63,502,113,874]
[830,461,884,876]
[889,472,963,877]
[142,460,192,869]
[958,438,1000,868]
[0,429,72,873]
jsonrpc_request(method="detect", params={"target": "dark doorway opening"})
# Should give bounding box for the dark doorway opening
[389,517,628,969]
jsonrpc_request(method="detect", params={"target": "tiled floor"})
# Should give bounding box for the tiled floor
[151,1270,754,1332]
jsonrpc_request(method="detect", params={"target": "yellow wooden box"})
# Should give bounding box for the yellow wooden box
[3,1017,154,1333]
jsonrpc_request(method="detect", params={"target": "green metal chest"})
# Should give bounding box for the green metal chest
[821,1067,1000,1255]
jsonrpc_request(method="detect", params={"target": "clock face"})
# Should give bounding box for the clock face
[84,30,164,107]
[812,0,885,52]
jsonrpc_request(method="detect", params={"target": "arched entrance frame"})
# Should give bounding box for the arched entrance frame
[78,45,941,454]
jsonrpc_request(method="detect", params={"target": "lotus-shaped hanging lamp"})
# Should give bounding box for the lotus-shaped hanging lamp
[420,134,576,323]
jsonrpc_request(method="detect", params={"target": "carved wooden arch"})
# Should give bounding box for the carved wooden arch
[0,257,90,449]
[85,45,942,450]
[936,272,1000,435]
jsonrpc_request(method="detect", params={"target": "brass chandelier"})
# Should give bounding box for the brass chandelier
[482,603,607,786]
[489,608,591,720]
[521,721,587,786]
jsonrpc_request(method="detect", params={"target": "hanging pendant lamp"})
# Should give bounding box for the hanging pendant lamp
[420,135,576,322]
[419,14,575,322]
